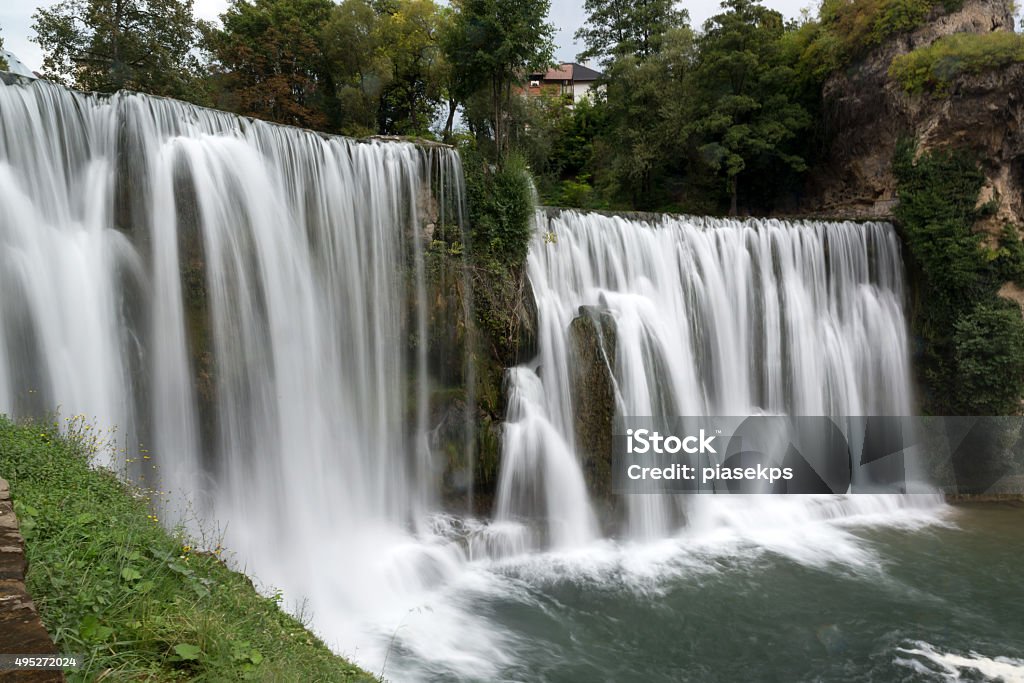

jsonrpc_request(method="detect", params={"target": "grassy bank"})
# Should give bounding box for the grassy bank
[0,415,376,682]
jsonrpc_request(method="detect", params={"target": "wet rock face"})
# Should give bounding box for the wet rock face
[0,477,64,682]
[806,0,1023,225]
[569,307,618,500]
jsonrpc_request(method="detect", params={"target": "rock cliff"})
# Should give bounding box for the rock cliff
[805,0,1023,226]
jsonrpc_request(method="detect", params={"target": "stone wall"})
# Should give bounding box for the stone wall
[0,477,63,682]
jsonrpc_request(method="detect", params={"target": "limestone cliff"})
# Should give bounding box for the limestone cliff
[805,0,1022,225]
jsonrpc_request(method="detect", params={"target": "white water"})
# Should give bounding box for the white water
[1,77,960,681]
[896,641,1024,682]
[500,210,922,542]
[0,75,469,626]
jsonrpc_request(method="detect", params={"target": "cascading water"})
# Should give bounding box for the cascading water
[0,75,470,639]
[499,209,929,542]
[4,76,993,683]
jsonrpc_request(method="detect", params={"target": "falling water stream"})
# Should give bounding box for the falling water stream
[1,77,1021,681]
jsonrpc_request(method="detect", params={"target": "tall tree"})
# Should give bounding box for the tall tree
[575,0,686,66]
[374,0,448,136]
[32,0,203,98]
[321,0,387,134]
[591,25,695,208]
[689,0,810,215]
[0,28,8,71]
[203,0,337,130]
[443,0,554,159]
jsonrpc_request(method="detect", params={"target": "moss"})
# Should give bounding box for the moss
[890,31,1024,95]
[569,308,618,500]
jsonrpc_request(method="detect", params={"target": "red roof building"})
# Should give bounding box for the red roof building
[523,63,604,104]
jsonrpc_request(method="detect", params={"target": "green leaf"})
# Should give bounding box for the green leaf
[79,614,114,642]
[75,512,96,524]
[168,561,192,576]
[17,502,39,517]
[121,567,142,582]
[173,643,202,661]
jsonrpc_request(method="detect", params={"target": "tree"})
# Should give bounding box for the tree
[0,27,8,71]
[203,0,337,130]
[321,0,387,134]
[575,0,687,66]
[689,0,811,214]
[32,0,204,99]
[443,0,554,159]
[374,0,448,136]
[591,25,695,208]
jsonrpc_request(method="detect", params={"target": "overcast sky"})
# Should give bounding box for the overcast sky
[2,0,812,75]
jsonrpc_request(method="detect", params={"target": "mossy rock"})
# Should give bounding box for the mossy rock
[569,306,618,500]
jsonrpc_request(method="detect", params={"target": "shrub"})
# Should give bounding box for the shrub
[894,140,1024,415]
[793,0,964,79]
[890,31,1024,94]
[954,301,1024,414]
[461,145,534,271]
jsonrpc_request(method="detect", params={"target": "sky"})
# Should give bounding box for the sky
[2,0,811,75]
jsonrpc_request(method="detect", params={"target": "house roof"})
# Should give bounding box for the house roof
[566,63,602,82]
[531,62,603,82]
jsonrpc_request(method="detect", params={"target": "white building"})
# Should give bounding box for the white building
[525,63,604,105]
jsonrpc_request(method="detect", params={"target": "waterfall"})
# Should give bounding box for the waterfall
[0,76,467,610]
[500,209,918,542]
[1,75,948,681]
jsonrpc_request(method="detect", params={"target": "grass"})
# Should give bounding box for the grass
[0,414,377,682]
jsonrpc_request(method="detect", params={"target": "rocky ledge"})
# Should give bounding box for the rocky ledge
[804,0,1023,226]
[0,477,63,682]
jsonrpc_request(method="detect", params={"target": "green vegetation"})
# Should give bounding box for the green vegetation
[790,0,962,79]
[202,0,338,130]
[527,0,983,213]
[954,301,1024,414]
[443,0,555,157]
[203,0,451,135]
[0,26,8,71]
[0,415,374,682]
[690,0,812,215]
[894,141,1024,414]
[890,31,1024,94]
[575,0,686,66]
[32,0,206,100]
[461,144,535,364]
[22,0,988,214]
[460,146,535,493]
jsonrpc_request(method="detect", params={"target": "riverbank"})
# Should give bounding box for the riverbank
[0,416,375,682]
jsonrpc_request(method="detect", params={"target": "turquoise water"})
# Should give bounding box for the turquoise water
[383,503,1024,682]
